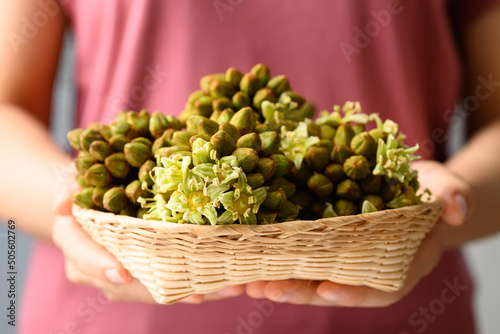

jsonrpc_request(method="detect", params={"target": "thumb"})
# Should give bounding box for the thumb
[412,161,471,226]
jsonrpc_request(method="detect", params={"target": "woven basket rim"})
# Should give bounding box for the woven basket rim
[72,196,443,238]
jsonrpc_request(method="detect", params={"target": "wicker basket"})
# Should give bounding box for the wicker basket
[72,197,443,304]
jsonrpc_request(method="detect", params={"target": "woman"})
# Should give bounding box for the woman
[1,0,499,333]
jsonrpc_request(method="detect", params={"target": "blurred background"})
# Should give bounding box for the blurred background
[0,33,499,334]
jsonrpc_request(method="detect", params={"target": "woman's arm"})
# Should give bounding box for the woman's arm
[0,0,67,240]
[443,4,500,247]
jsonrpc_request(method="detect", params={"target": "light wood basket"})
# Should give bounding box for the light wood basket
[72,198,443,304]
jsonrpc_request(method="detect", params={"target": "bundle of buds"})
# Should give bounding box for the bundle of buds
[68,64,425,225]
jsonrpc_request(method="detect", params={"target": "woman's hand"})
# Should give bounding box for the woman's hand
[52,180,244,304]
[245,160,472,307]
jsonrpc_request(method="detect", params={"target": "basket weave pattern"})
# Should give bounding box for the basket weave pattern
[73,199,442,304]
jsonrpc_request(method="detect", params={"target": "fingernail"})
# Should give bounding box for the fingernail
[105,268,126,284]
[269,291,293,302]
[322,290,345,302]
[454,194,468,220]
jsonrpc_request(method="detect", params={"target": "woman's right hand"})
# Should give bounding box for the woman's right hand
[52,182,244,304]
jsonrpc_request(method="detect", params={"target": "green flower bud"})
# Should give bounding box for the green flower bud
[387,186,419,209]
[212,97,233,113]
[305,146,329,172]
[259,131,280,156]
[197,118,220,136]
[79,129,103,152]
[186,115,205,133]
[155,145,191,159]
[171,131,194,147]
[166,115,182,130]
[149,111,169,138]
[246,173,266,189]
[89,140,112,161]
[110,120,132,137]
[103,187,128,213]
[324,163,347,184]
[269,154,293,178]
[92,186,112,208]
[343,155,371,180]
[194,96,214,118]
[119,206,138,217]
[108,134,131,153]
[209,79,235,99]
[307,123,320,137]
[336,179,362,201]
[131,137,152,149]
[210,110,222,123]
[276,200,300,220]
[232,91,251,110]
[352,124,365,135]
[187,90,205,105]
[85,163,112,187]
[255,123,276,133]
[124,142,152,167]
[331,144,354,164]
[270,177,296,198]
[136,207,148,219]
[318,125,336,140]
[114,111,127,122]
[200,73,225,93]
[266,75,291,97]
[225,67,244,87]
[219,122,241,142]
[232,148,259,173]
[217,108,235,124]
[317,139,334,155]
[334,199,358,216]
[368,128,387,144]
[360,195,384,211]
[250,63,271,86]
[253,88,276,110]
[236,133,262,152]
[139,160,156,188]
[311,199,327,218]
[239,73,263,96]
[127,110,150,137]
[333,124,355,147]
[211,130,237,157]
[350,132,376,156]
[286,164,312,188]
[76,174,90,188]
[359,174,382,194]
[73,187,95,209]
[262,188,286,211]
[255,157,277,181]
[380,179,404,202]
[288,190,312,212]
[67,128,84,150]
[75,154,95,175]
[125,180,150,206]
[151,129,173,154]
[104,153,130,179]
[256,210,278,225]
[307,173,334,198]
[230,106,256,135]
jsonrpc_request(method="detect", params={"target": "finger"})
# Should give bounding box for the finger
[101,279,157,303]
[52,214,132,284]
[246,280,268,299]
[412,161,471,226]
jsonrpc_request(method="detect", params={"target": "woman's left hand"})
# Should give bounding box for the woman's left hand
[245,160,472,307]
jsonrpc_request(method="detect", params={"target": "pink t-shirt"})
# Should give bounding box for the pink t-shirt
[20,0,498,333]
